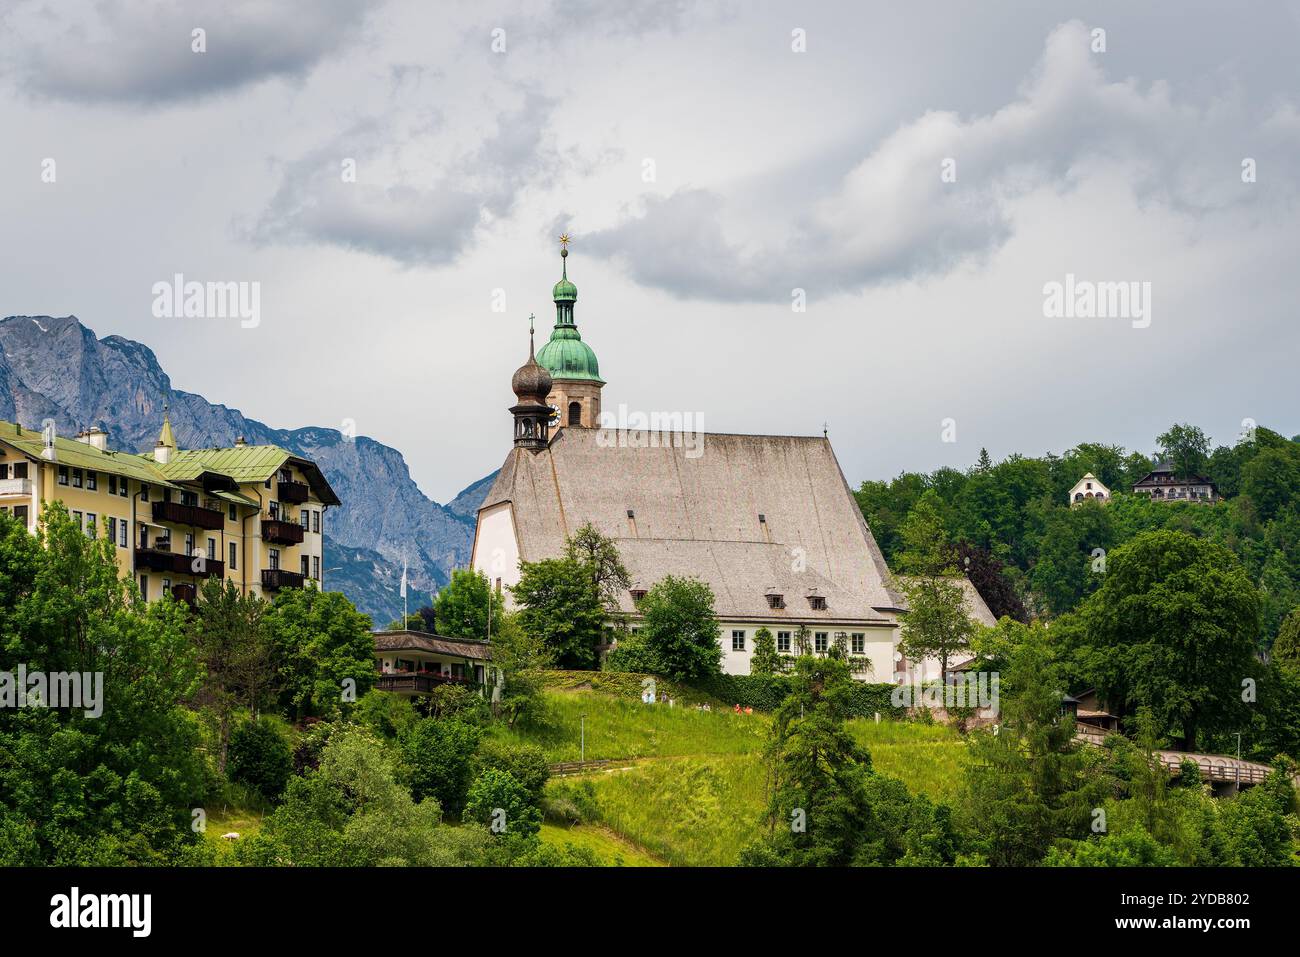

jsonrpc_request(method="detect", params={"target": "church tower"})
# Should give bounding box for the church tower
[536,235,604,429]
[510,318,553,452]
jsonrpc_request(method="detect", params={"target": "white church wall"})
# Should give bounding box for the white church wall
[714,621,899,683]
[471,502,521,607]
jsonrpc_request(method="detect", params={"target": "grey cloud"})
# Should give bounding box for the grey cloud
[254,94,560,265]
[3,0,380,105]
[580,21,1300,302]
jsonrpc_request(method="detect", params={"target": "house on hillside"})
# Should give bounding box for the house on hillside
[1132,462,1217,502]
[373,630,500,701]
[1068,472,1110,505]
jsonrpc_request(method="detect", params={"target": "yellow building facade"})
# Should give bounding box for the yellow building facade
[0,413,339,604]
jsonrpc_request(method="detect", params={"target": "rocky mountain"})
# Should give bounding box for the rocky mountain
[0,315,494,623]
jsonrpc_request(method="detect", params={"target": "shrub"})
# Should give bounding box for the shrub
[464,767,542,839]
[400,718,482,814]
[543,779,601,825]
[474,740,550,804]
[227,718,293,803]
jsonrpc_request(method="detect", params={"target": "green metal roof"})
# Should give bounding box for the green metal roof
[148,445,341,506]
[0,420,180,488]
[152,445,291,483]
[211,488,261,509]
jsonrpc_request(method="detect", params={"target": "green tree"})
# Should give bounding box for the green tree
[895,489,952,575]
[191,577,273,771]
[895,574,976,682]
[1043,829,1179,867]
[750,626,780,677]
[0,505,206,864]
[743,651,958,866]
[228,717,293,803]
[564,522,631,610]
[474,740,550,805]
[1030,501,1113,616]
[490,610,553,727]
[263,584,375,718]
[399,718,482,814]
[464,767,542,839]
[1063,530,1260,751]
[609,575,722,682]
[238,726,490,867]
[1241,446,1300,522]
[434,569,501,641]
[1157,423,1211,480]
[959,625,1098,866]
[1273,606,1300,673]
[511,558,605,669]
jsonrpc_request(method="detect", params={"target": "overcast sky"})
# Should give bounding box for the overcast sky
[2,1,1297,502]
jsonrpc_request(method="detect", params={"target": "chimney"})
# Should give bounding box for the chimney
[77,427,109,451]
[154,440,172,465]
[234,436,247,447]
[40,422,57,462]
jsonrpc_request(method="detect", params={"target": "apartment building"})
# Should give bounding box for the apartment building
[0,411,339,604]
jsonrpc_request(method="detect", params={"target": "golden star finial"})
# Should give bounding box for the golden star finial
[558,233,571,251]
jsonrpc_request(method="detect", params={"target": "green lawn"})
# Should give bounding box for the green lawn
[488,689,769,762]
[573,756,766,866]
[538,822,666,866]
[846,718,969,803]
[200,806,265,862]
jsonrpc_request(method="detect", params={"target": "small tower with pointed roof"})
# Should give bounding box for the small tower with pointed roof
[154,401,177,465]
[510,317,554,452]
[536,235,604,429]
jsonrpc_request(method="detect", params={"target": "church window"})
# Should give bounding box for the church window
[732,630,746,651]
[568,401,582,426]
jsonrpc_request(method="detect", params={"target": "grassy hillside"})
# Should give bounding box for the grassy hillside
[505,688,969,866]
[486,688,768,762]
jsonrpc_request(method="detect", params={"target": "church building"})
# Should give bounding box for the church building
[470,241,991,682]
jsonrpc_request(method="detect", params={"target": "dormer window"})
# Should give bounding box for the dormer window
[758,513,766,524]
[630,589,647,603]
[766,593,784,609]
[808,595,827,611]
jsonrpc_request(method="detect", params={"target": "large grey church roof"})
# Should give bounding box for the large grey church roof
[480,428,905,624]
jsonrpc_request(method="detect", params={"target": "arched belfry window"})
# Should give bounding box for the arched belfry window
[568,401,582,426]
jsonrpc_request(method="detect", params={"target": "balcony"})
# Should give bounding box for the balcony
[134,547,223,578]
[262,517,305,545]
[153,500,224,531]
[262,568,305,591]
[262,514,305,546]
[278,480,309,504]
[376,672,472,695]
[0,477,32,497]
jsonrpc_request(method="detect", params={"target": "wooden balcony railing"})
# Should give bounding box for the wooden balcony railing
[262,517,305,545]
[134,548,223,577]
[153,500,224,531]
[262,568,305,591]
[278,480,309,504]
[376,672,473,694]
